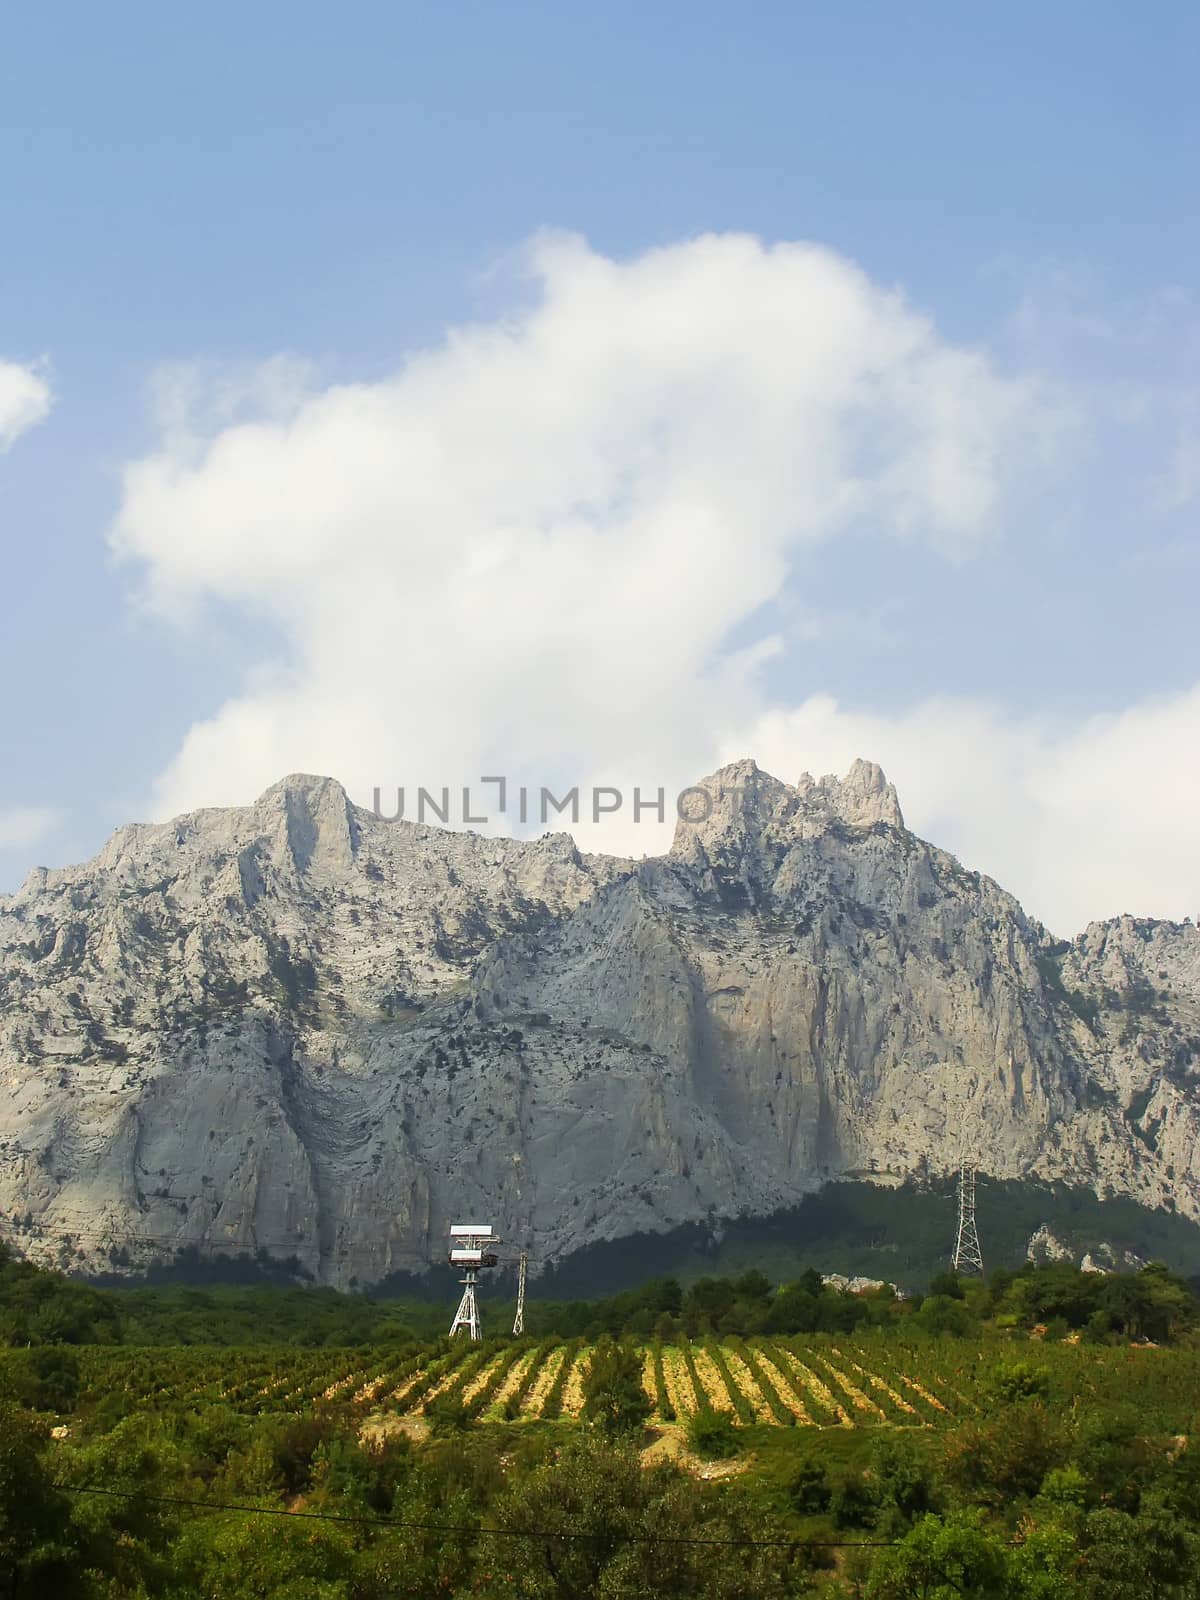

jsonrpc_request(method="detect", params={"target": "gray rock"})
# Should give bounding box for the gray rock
[0,760,1196,1285]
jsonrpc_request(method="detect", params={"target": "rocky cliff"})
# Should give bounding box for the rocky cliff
[0,760,1197,1285]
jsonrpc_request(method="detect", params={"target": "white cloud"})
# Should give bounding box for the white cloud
[110,230,1200,933]
[113,230,1038,804]
[739,687,1200,936]
[0,806,59,852]
[0,358,52,450]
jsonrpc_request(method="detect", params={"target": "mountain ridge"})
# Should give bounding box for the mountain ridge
[1,759,1197,1285]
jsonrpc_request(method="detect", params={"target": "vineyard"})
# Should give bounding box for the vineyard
[55,1333,1194,1434]
[9,1326,1200,1600]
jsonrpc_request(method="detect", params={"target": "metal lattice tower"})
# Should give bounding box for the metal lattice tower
[449,1276,481,1340]
[512,1251,527,1336]
[952,1161,985,1276]
[448,1225,498,1339]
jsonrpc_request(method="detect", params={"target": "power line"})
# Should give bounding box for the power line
[55,1483,901,1550]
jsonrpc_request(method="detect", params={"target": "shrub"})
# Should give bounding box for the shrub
[503,1340,554,1420]
[580,1336,651,1437]
[685,1407,740,1460]
[728,1340,793,1426]
[943,1404,1070,1504]
[991,1362,1052,1403]
[426,1393,474,1436]
[540,1338,584,1421]
[870,1432,939,1528]
[829,1469,878,1529]
[788,1458,831,1515]
[678,1336,711,1412]
[651,1339,674,1421]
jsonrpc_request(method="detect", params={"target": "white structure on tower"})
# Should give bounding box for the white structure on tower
[448,1224,499,1339]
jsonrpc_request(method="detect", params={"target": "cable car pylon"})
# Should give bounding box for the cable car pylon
[447,1225,499,1339]
[512,1250,527,1336]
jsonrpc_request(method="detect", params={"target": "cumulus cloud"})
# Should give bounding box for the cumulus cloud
[113,232,1034,776]
[110,230,1200,933]
[0,358,52,449]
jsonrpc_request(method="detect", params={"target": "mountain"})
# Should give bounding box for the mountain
[0,760,1197,1287]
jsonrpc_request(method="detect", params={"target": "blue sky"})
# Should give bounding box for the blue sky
[1,1,1197,934]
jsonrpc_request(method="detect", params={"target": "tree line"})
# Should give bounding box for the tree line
[3,1238,1198,1348]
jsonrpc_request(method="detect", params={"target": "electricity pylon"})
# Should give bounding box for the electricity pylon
[952,1160,985,1276]
[512,1251,527,1336]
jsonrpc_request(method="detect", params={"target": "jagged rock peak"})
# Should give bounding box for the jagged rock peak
[254,773,352,809]
[798,758,904,830]
[251,774,359,873]
[670,756,904,857]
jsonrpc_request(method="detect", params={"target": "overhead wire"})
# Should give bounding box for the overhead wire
[54,1483,902,1549]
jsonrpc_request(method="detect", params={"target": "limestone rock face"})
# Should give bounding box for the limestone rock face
[0,761,1197,1285]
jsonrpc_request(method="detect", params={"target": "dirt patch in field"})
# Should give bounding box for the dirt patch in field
[526,1347,565,1418]
[358,1411,430,1448]
[560,1345,591,1418]
[640,1424,749,1480]
[488,1348,537,1416]
[723,1349,780,1424]
[660,1346,694,1419]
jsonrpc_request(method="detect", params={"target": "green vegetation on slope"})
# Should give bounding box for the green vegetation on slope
[6,1235,1200,1349]
[533,1177,1200,1297]
[6,1225,1200,1594]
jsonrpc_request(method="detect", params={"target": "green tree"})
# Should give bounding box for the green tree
[766,1285,820,1334]
[1071,1406,1154,1513]
[580,1336,651,1437]
[787,1458,831,1516]
[57,1411,183,1595]
[1074,1507,1200,1600]
[942,1405,1069,1505]
[478,1434,813,1598]
[733,1269,772,1302]
[1007,1521,1081,1599]
[829,1468,879,1530]
[866,1511,1011,1600]
[0,1403,85,1599]
[2,1344,81,1412]
[870,1431,939,1531]
[915,1295,978,1338]
[1099,1265,1195,1343]
[169,1511,360,1600]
